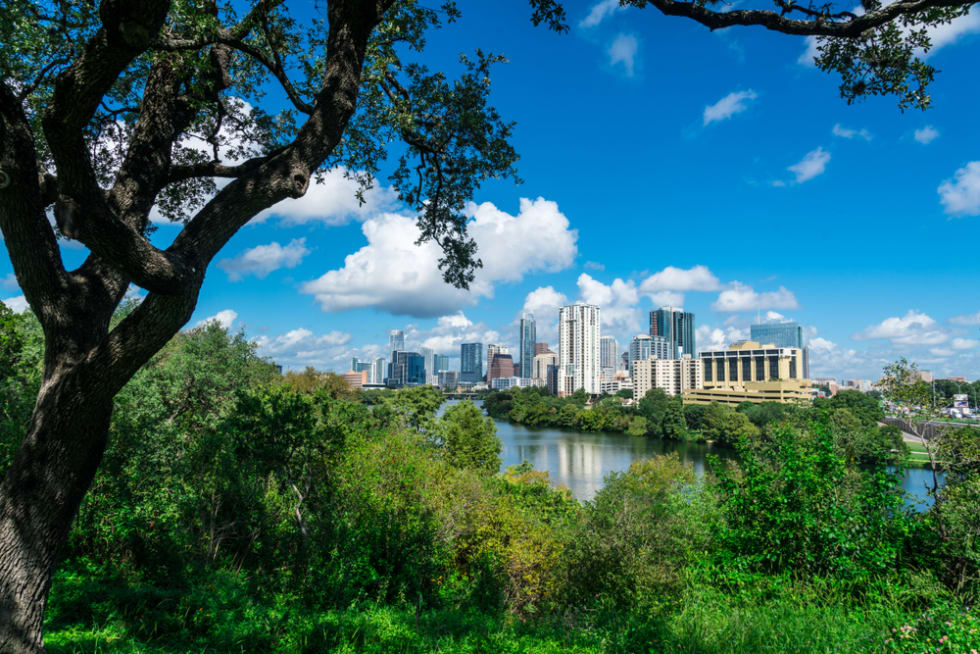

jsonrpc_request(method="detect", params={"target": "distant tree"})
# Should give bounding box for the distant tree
[616,388,634,399]
[439,400,501,475]
[661,402,688,441]
[682,404,708,433]
[283,367,357,398]
[638,388,673,438]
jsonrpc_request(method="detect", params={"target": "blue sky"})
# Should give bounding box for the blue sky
[3,0,980,380]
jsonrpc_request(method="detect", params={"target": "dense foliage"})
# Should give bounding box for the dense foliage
[485,386,909,464]
[0,314,978,652]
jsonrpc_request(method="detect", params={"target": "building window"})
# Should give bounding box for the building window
[789,358,797,379]
[769,357,779,379]
[729,359,738,381]
[716,359,725,382]
[742,358,751,380]
[704,360,713,382]
[755,357,765,381]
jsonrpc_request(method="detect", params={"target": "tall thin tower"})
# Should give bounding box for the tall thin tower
[558,303,600,395]
[519,313,536,379]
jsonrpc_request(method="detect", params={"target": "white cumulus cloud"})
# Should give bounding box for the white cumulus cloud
[952,337,980,350]
[218,238,310,281]
[703,90,758,126]
[253,328,353,370]
[195,309,238,330]
[640,265,721,292]
[938,161,980,216]
[950,311,980,326]
[253,168,397,225]
[1,295,29,313]
[787,147,831,184]
[608,33,638,76]
[711,282,799,312]
[832,123,872,140]
[301,197,578,318]
[577,273,642,340]
[854,310,948,346]
[696,324,750,352]
[914,125,940,144]
[581,0,624,28]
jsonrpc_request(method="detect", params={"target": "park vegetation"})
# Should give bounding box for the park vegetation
[485,385,910,466]
[2,305,979,653]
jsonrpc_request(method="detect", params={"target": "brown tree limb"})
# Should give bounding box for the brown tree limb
[630,0,975,36]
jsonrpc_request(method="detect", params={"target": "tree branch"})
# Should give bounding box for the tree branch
[217,37,315,114]
[630,0,974,36]
[0,82,69,326]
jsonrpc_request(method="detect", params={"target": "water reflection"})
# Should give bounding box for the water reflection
[496,420,735,500]
[441,401,939,506]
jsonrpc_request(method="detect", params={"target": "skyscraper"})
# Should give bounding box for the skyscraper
[388,351,425,387]
[519,313,536,379]
[599,336,619,379]
[628,334,671,376]
[460,342,483,383]
[434,354,449,373]
[558,303,601,395]
[388,329,405,359]
[750,320,809,378]
[371,357,386,385]
[750,321,804,349]
[420,347,436,385]
[649,307,696,358]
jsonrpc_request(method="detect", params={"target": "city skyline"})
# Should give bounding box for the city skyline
[2,5,978,381]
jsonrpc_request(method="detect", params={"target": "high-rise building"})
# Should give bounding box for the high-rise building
[684,341,810,406]
[600,336,618,375]
[558,303,601,396]
[632,356,702,400]
[388,329,405,360]
[532,351,558,388]
[535,342,550,355]
[434,354,450,373]
[488,353,517,382]
[420,347,437,385]
[460,342,483,383]
[388,351,425,387]
[628,334,671,376]
[437,370,459,389]
[750,320,809,378]
[649,307,696,358]
[371,357,386,385]
[519,313,536,379]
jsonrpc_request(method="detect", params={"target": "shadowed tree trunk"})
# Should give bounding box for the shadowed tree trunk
[0,0,381,648]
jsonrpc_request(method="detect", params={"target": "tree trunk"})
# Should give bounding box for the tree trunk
[0,358,116,653]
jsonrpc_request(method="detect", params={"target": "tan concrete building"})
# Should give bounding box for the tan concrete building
[632,355,702,400]
[343,369,369,389]
[683,341,810,406]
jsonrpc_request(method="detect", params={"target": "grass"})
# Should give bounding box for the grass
[44,573,966,654]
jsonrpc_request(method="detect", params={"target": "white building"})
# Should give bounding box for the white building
[420,347,437,385]
[600,336,618,379]
[371,357,386,385]
[632,355,702,400]
[490,376,534,390]
[600,378,632,395]
[558,303,601,396]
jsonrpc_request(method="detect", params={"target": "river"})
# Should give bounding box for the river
[446,401,941,507]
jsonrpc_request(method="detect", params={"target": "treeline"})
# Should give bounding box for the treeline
[1,305,979,653]
[485,386,909,464]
